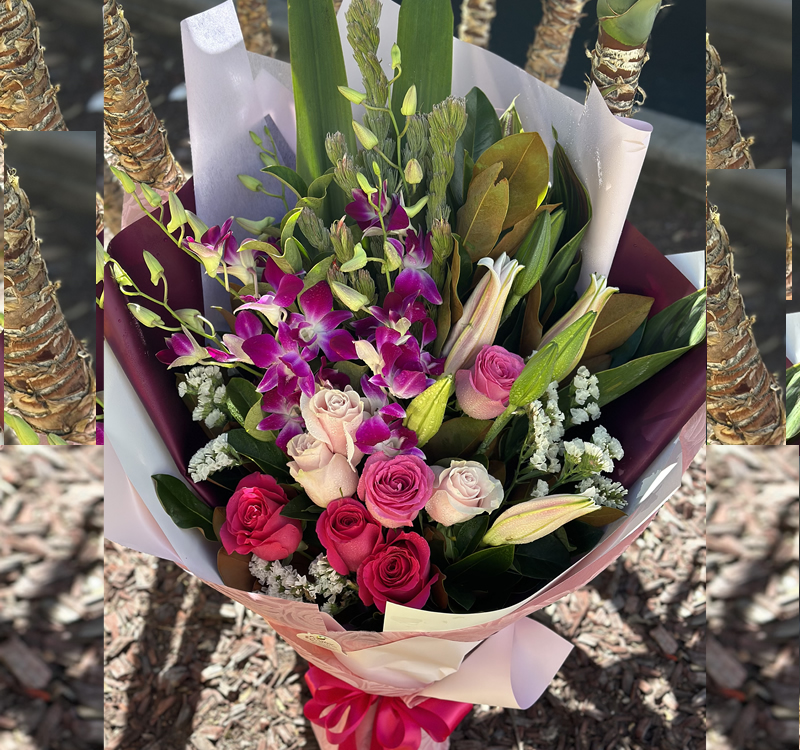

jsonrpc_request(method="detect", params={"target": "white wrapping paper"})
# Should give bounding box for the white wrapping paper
[787,312,800,363]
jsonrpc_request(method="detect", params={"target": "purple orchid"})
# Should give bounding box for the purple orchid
[185,218,237,276]
[156,329,209,368]
[352,291,434,345]
[242,331,316,398]
[389,231,442,305]
[257,388,304,451]
[345,186,410,237]
[285,282,356,362]
[355,327,436,399]
[355,377,423,457]
[206,310,263,364]
[317,358,353,391]
[236,257,304,326]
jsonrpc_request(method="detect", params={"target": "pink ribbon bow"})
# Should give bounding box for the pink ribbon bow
[304,666,473,750]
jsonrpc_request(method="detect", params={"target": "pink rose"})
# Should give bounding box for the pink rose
[357,453,435,528]
[287,434,359,508]
[300,387,365,466]
[318,498,383,575]
[219,473,302,561]
[455,345,525,420]
[426,460,504,526]
[356,530,438,613]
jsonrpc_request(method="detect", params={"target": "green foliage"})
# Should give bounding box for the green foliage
[152,474,216,541]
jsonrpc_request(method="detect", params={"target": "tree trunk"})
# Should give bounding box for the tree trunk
[96,193,104,237]
[706,35,754,169]
[525,0,588,88]
[103,0,184,190]
[706,194,784,445]
[4,164,96,443]
[237,0,276,57]
[0,0,67,131]
[458,0,496,48]
[588,27,647,117]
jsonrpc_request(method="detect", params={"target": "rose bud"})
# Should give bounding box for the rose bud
[219,473,302,561]
[357,453,435,528]
[287,434,359,508]
[455,345,524,420]
[317,498,383,575]
[426,460,504,526]
[356,530,438,613]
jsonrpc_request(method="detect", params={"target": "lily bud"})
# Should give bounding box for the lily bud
[404,375,455,447]
[338,86,367,105]
[404,158,423,185]
[401,85,417,116]
[540,274,617,350]
[352,121,379,151]
[128,303,165,329]
[482,494,599,546]
[442,253,524,374]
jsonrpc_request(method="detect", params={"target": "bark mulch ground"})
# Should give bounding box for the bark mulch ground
[706,445,799,750]
[0,447,104,750]
[103,451,706,750]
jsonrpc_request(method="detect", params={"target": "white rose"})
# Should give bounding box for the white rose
[287,434,359,508]
[425,460,504,527]
[300,386,364,466]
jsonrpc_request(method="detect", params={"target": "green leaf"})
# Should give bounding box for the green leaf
[512,536,570,579]
[225,378,260,427]
[391,0,453,123]
[583,293,654,360]
[564,519,604,554]
[636,287,707,357]
[598,0,663,47]
[280,493,323,521]
[445,545,514,582]
[244,400,274,441]
[510,209,553,298]
[545,250,582,327]
[4,412,39,445]
[422,417,492,464]
[539,230,584,317]
[226,429,291,481]
[261,165,308,199]
[152,474,216,541]
[302,255,335,292]
[454,514,491,559]
[444,581,476,611]
[473,132,550,230]
[508,341,559,406]
[786,364,800,440]
[609,318,646,368]
[298,172,336,215]
[455,162,509,261]
[288,0,354,223]
[47,434,69,445]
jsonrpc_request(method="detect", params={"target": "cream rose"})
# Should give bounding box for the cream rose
[300,386,365,466]
[425,460,504,526]
[287,434,359,508]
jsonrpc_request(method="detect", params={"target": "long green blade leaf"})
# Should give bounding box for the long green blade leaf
[288,0,354,222]
[391,0,453,121]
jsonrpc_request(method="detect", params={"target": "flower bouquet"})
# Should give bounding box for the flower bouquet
[104,0,706,747]
[786,313,799,445]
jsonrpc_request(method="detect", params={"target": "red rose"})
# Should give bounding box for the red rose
[318,498,383,575]
[219,473,302,561]
[357,453,435,528]
[356,531,438,614]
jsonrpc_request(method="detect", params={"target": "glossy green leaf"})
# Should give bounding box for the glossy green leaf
[298,172,336,215]
[391,0,453,123]
[226,429,291,482]
[454,514,491,558]
[512,535,570,579]
[445,544,514,581]
[226,378,260,427]
[288,0,354,223]
[539,229,585,317]
[786,364,800,440]
[152,474,216,541]
[509,341,559,406]
[609,318,646,368]
[583,293,654,360]
[546,251,582,326]
[280,493,323,521]
[474,132,549,229]
[423,417,492,464]
[510,210,553,298]
[244,400,274,441]
[302,255,335,292]
[456,161,509,261]
[261,165,308,199]
[635,287,707,357]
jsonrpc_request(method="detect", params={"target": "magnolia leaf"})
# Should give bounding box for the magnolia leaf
[217,547,257,591]
[280,493,323,521]
[519,282,544,356]
[456,161,509,261]
[226,378,260,427]
[474,132,549,230]
[446,545,514,581]
[579,354,613,373]
[226,430,291,481]
[423,417,492,464]
[512,536,570,579]
[539,233,583,319]
[152,474,216,541]
[244,400,274,441]
[577,505,627,527]
[582,293,654,360]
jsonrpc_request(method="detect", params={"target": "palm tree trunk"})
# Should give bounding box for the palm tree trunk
[525,0,588,88]
[96,193,104,237]
[4,164,96,443]
[0,0,67,131]
[588,27,648,117]
[237,0,276,57]
[706,194,784,445]
[706,35,754,169]
[458,0,497,48]
[103,0,184,190]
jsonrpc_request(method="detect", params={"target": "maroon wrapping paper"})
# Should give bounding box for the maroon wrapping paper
[104,179,225,506]
[104,184,705,501]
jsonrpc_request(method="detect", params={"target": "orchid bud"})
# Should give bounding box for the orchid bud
[404,375,454,447]
[96,238,109,285]
[331,281,370,312]
[404,158,423,185]
[383,240,403,272]
[249,130,263,146]
[391,43,402,70]
[142,250,165,287]
[352,121,379,151]
[109,165,135,194]
[482,494,599,546]
[128,303,165,329]
[356,172,377,195]
[338,86,367,105]
[401,85,417,117]
[167,191,188,233]
[238,174,263,192]
[186,211,209,240]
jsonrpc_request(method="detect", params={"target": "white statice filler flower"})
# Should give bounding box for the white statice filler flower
[188,433,242,482]
[179,365,230,429]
